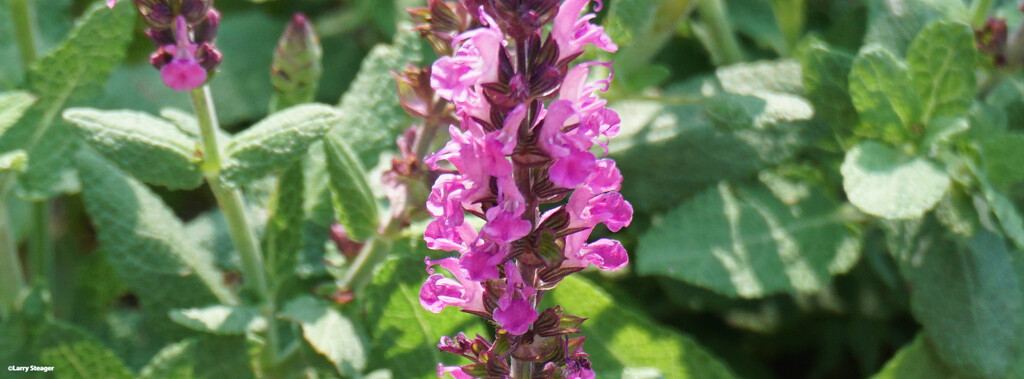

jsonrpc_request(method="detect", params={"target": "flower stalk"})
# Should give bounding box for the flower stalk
[696,0,744,65]
[410,1,633,377]
[0,203,25,318]
[9,0,37,67]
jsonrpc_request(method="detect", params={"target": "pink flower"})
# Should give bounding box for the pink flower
[420,258,486,314]
[437,364,474,379]
[492,265,538,335]
[106,0,117,9]
[157,16,209,92]
[552,0,618,61]
[430,11,504,103]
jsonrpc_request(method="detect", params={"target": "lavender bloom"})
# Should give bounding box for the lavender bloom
[129,0,223,91]
[414,0,631,377]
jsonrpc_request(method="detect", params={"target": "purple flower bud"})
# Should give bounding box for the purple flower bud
[193,9,221,44]
[196,43,222,71]
[148,47,174,69]
[146,28,175,46]
[180,0,211,24]
[134,0,175,28]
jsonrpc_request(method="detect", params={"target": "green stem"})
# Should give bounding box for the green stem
[29,201,51,287]
[970,0,995,29]
[511,359,533,379]
[769,0,805,56]
[188,86,278,364]
[9,0,37,68]
[0,202,26,318]
[696,0,744,65]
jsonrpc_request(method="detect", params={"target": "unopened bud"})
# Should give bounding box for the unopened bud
[393,65,434,118]
[196,43,222,71]
[193,9,220,43]
[180,0,211,24]
[270,13,323,111]
[149,46,174,69]
[146,28,175,46]
[134,0,175,28]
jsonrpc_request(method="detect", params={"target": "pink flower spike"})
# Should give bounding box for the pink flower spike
[420,258,486,314]
[552,0,618,61]
[437,364,474,379]
[493,265,539,335]
[160,60,208,92]
[106,0,117,9]
[549,149,597,189]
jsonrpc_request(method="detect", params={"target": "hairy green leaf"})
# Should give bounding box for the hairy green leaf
[979,175,1024,250]
[281,295,366,377]
[849,46,920,142]
[801,39,857,130]
[897,230,1024,378]
[265,163,306,283]
[716,60,804,96]
[638,181,862,298]
[362,254,486,378]
[62,108,202,190]
[76,149,236,314]
[543,276,737,378]
[979,133,1024,189]
[907,21,976,123]
[841,141,950,220]
[0,2,134,198]
[222,104,340,185]
[324,134,379,242]
[0,91,35,137]
[332,27,422,166]
[865,0,967,55]
[35,321,134,379]
[169,305,266,336]
[138,336,255,379]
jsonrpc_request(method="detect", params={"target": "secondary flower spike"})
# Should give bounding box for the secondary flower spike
[413,1,632,377]
[129,0,223,91]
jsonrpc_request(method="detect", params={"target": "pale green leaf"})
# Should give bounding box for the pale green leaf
[35,321,133,379]
[76,149,236,314]
[703,92,814,132]
[543,276,737,378]
[280,295,366,377]
[62,108,203,190]
[160,108,230,147]
[169,305,266,336]
[0,91,35,137]
[362,254,487,378]
[907,21,976,123]
[841,141,950,220]
[716,60,804,96]
[608,100,813,213]
[849,46,921,142]
[801,39,858,130]
[871,334,954,379]
[222,104,341,185]
[897,229,1024,378]
[324,134,379,242]
[0,150,27,173]
[332,26,422,166]
[638,181,862,298]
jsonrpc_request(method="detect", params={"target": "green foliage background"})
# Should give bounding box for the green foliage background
[2,0,1024,378]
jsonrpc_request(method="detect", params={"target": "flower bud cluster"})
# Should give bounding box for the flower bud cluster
[117,0,223,91]
[413,1,631,378]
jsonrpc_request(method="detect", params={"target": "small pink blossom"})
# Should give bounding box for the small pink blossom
[420,258,486,314]
[106,0,117,9]
[437,364,474,379]
[552,0,618,61]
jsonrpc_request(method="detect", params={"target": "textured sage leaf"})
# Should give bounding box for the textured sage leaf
[716,60,804,96]
[0,150,27,173]
[280,295,366,377]
[76,150,236,314]
[184,207,271,273]
[0,2,134,198]
[169,305,266,336]
[865,0,967,55]
[609,100,813,213]
[264,163,305,282]
[138,337,255,379]
[221,104,340,185]
[542,275,737,378]
[801,39,857,130]
[907,21,976,123]
[35,321,134,379]
[159,108,230,147]
[841,141,950,220]
[637,181,862,298]
[849,46,921,142]
[872,334,954,378]
[63,108,203,190]
[332,27,422,166]
[979,176,1024,250]
[921,116,969,151]
[324,134,379,242]
[362,254,487,378]
[703,92,814,132]
[0,91,34,137]
[897,229,1024,378]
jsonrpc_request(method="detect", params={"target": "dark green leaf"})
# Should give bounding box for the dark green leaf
[849,47,920,142]
[907,21,976,123]
[864,0,967,55]
[35,321,134,379]
[280,295,366,376]
[324,134,379,242]
[801,39,858,130]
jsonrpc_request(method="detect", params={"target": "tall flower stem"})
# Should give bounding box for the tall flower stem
[0,203,25,318]
[9,0,37,67]
[970,0,995,29]
[696,0,743,65]
[29,201,52,286]
[188,86,279,363]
